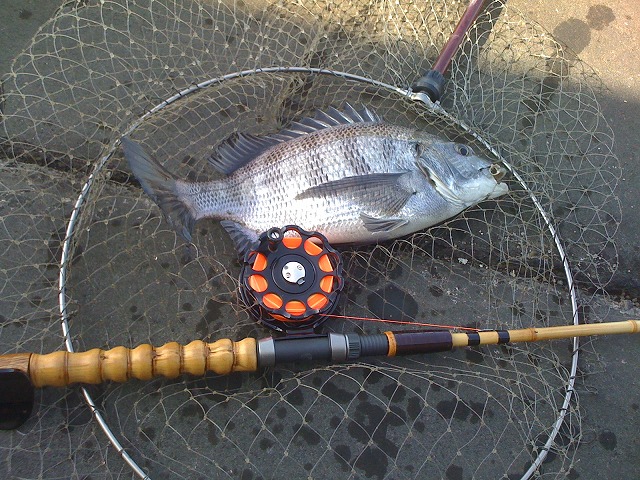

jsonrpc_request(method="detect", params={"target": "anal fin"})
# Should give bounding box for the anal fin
[220,220,259,255]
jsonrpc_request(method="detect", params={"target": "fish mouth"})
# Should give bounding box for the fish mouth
[490,163,507,183]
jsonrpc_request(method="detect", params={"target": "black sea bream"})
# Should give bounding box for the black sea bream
[122,105,508,253]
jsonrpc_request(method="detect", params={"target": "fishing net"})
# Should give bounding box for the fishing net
[0,0,620,479]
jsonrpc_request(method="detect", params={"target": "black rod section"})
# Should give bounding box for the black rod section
[390,331,454,355]
[257,331,460,368]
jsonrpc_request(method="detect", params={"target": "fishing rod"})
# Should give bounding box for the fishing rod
[2,320,639,388]
[1,225,639,431]
[5,225,640,429]
[1,320,638,429]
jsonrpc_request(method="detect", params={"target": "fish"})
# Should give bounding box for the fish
[121,104,508,254]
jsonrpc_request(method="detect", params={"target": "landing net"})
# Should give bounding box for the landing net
[0,1,620,479]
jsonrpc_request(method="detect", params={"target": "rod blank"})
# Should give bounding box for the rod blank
[451,320,640,347]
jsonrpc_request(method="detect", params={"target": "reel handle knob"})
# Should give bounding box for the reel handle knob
[266,227,283,251]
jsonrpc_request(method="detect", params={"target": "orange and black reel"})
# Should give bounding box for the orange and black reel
[239,225,343,333]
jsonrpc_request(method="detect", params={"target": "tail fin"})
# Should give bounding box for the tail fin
[121,137,196,241]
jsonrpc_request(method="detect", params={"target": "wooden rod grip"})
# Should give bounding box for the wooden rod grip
[0,338,257,388]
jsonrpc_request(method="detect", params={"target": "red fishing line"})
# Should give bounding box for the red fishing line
[324,314,480,331]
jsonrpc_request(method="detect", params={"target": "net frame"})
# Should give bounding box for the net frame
[57,67,582,479]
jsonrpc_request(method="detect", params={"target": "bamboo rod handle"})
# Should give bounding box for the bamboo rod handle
[0,338,257,387]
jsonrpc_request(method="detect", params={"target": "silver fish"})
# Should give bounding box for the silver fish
[121,105,508,253]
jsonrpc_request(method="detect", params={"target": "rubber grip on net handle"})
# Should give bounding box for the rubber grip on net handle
[412,0,487,102]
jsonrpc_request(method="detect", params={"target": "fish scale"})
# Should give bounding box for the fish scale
[230,129,410,232]
[122,105,508,253]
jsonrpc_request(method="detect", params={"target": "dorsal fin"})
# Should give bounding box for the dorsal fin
[277,103,381,140]
[208,132,281,175]
[208,103,382,175]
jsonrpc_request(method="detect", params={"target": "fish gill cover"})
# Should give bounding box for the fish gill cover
[0,1,620,479]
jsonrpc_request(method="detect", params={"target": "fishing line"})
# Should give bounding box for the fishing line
[324,314,482,332]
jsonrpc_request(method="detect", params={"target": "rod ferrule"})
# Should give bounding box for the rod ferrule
[329,333,348,362]
[257,337,276,367]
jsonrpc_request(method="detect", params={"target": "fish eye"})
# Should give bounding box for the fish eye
[455,144,472,156]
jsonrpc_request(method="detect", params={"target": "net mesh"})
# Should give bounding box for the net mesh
[0,1,620,479]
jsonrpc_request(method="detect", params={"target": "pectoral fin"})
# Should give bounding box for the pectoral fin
[296,172,414,216]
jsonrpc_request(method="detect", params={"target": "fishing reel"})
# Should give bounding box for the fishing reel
[239,225,343,333]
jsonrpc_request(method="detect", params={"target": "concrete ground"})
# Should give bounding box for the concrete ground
[508,1,640,476]
[1,1,638,479]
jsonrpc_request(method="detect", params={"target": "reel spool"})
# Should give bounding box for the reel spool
[239,226,343,333]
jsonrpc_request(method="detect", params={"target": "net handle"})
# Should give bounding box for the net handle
[432,0,486,75]
[412,0,487,101]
